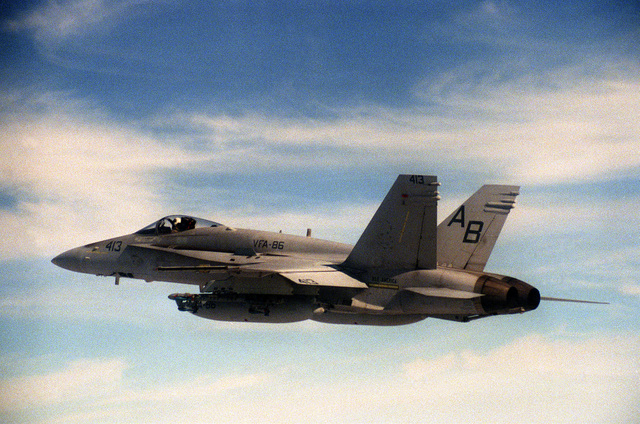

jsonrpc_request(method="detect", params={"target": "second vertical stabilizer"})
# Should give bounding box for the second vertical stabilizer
[437,185,519,272]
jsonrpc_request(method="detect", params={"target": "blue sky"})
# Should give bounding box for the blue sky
[1,0,639,422]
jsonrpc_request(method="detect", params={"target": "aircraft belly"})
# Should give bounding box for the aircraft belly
[311,311,427,326]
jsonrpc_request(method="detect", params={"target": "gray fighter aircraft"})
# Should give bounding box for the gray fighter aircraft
[52,175,603,325]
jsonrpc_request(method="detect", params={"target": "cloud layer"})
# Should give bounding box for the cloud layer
[1,333,637,423]
[3,61,639,259]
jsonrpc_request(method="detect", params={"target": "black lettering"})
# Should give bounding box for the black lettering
[253,240,268,248]
[448,206,465,227]
[409,175,425,184]
[253,239,285,250]
[463,220,484,243]
[105,241,122,252]
[270,241,285,250]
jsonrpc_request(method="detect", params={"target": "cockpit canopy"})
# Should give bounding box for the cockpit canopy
[135,215,223,236]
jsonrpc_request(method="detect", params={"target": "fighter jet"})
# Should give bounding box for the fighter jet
[52,175,604,325]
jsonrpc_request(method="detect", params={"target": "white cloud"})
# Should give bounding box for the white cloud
[620,284,640,298]
[0,357,128,411]
[396,333,640,423]
[417,65,640,182]
[509,195,640,237]
[3,59,639,259]
[456,0,518,34]
[0,93,211,258]
[403,333,638,379]
[108,372,270,405]
[3,333,637,423]
[0,91,376,259]
[3,0,141,45]
[186,68,640,186]
[0,356,270,422]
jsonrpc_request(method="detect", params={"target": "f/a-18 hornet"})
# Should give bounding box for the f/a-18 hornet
[52,175,603,325]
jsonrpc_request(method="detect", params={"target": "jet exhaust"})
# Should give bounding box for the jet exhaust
[476,275,540,313]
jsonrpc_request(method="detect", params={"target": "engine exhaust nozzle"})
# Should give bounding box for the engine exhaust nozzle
[476,276,540,313]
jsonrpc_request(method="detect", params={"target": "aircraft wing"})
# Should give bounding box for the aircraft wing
[228,261,369,289]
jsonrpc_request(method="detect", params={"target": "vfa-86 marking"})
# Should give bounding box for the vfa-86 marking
[253,239,285,250]
[52,175,606,326]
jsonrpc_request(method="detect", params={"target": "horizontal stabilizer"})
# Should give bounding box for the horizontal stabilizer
[279,270,368,289]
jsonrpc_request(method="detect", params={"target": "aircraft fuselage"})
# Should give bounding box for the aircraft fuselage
[54,176,560,325]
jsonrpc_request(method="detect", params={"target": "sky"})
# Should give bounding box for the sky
[1,0,639,422]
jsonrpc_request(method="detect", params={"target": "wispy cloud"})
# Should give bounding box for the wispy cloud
[403,333,638,379]
[620,284,640,297]
[0,356,270,422]
[3,334,636,423]
[453,0,519,36]
[0,357,128,411]
[3,0,142,45]
[2,59,639,259]
[511,195,640,237]
[399,333,640,423]
[0,92,214,258]
[183,66,640,185]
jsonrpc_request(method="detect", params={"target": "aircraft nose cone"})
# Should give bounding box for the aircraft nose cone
[51,248,82,271]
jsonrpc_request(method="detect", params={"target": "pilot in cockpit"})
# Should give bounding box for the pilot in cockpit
[138,215,216,236]
[168,216,196,233]
[175,216,196,232]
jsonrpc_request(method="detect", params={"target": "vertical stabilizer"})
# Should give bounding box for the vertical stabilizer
[345,175,440,271]
[437,185,519,272]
